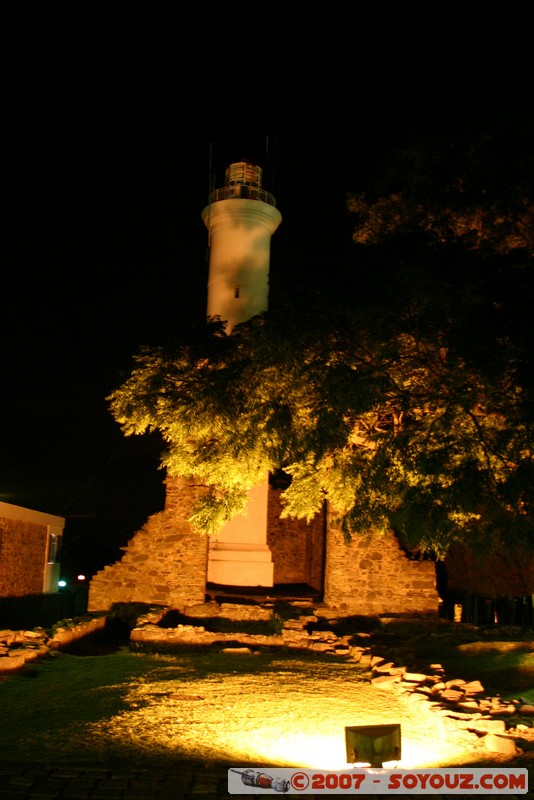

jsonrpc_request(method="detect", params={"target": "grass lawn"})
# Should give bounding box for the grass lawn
[1,648,382,768]
[0,649,158,763]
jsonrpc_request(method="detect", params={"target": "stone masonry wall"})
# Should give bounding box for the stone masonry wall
[0,519,47,596]
[323,517,439,615]
[88,477,440,617]
[267,490,324,589]
[87,478,208,614]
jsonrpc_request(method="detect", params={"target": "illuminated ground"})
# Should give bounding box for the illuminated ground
[53,650,492,769]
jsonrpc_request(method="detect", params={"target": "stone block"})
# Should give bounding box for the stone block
[484,734,517,755]
[402,672,428,683]
[489,705,516,716]
[463,680,485,694]
[184,603,220,618]
[20,649,42,663]
[440,688,465,703]
[309,642,334,652]
[468,719,507,734]
[445,678,467,689]
[283,619,307,630]
[457,700,481,711]
[371,673,402,688]
[373,662,396,674]
[0,655,24,672]
[220,604,272,621]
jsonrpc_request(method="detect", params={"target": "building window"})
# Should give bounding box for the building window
[47,533,61,564]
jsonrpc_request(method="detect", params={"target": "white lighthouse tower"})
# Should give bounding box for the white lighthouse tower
[201,159,282,586]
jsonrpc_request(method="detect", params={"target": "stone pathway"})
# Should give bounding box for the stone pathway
[0,760,532,799]
[0,761,228,799]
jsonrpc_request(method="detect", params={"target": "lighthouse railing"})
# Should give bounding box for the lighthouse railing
[207,185,277,207]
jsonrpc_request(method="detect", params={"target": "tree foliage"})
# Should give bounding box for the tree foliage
[109,130,534,557]
[348,129,534,254]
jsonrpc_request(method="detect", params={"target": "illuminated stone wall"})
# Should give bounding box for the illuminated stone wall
[0,518,47,597]
[267,490,324,589]
[87,477,208,613]
[323,516,439,615]
[88,479,439,617]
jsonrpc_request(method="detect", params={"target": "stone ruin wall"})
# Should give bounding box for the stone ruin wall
[267,491,324,589]
[0,518,47,597]
[323,516,439,615]
[88,477,440,617]
[87,477,208,614]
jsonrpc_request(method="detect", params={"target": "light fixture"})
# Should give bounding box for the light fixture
[345,724,401,767]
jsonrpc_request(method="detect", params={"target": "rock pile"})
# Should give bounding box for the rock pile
[0,628,50,672]
[364,650,534,757]
[0,616,107,673]
[131,604,355,655]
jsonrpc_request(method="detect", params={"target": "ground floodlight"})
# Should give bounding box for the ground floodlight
[345,724,401,767]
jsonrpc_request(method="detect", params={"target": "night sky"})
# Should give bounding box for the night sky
[2,3,533,578]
